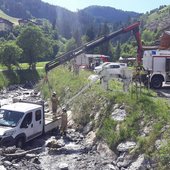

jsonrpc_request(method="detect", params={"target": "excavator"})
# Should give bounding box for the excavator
[45,22,143,73]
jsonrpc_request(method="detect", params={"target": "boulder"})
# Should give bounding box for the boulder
[117,141,136,152]
[46,137,65,148]
[111,109,127,121]
[155,139,167,150]
[83,121,93,134]
[59,163,69,170]
[116,153,133,168]
[0,165,6,170]
[97,142,117,160]
[85,131,96,147]
[127,154,147,170]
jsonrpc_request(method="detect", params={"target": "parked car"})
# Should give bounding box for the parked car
[94,62,111,74]
[94,62,127,76]
[104,63,127,76]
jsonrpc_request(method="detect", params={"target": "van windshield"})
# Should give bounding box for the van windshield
[0,109,24,127]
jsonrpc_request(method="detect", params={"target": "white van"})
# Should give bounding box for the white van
[0,102,61,148]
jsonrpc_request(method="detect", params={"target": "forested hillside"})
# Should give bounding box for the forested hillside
[0,0,169,69]
[0,0,140,39]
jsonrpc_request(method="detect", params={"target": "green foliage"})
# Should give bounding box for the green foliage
[97,118,117,147]
[0,41,22,70]
[39,66,91,100]
[17,25,51,69]
[65,38,76,51]
[142,29,155,45]
[0,71,9,89]
[114,42,121,61]
[0,68,43,89]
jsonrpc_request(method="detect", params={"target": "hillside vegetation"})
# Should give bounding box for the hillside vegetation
[141,5,170,32]
[40,66,170,169]
[0,10,19,25]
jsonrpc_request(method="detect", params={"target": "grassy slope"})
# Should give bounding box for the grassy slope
[40,66,170,169]
[0,10,19,25]
[146,5,170,23]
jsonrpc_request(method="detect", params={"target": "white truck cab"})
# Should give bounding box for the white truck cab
[0,102,61,148]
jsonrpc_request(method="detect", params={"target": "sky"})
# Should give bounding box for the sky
[42,0,170,13]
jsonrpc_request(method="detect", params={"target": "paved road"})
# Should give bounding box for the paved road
[155,83,170,102]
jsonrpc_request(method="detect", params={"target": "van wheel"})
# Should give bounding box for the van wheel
[151,77,162,89]
[16,138,25,149]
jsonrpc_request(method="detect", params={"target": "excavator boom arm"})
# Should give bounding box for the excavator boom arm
[45,22,142,73]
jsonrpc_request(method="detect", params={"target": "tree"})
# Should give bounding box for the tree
[142,29,155,44]
[0,41,23,70]
[97,22,113,58]
[65,37,76,51]
[114,42,121,61]
[17,25,50,69]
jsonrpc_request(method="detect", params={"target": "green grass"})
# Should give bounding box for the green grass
[39,66,92,100]
[0,10,19,25]
[0,69,44,89]
[0,61,48,70]
[146,5,170,24]
[37,66,170,168]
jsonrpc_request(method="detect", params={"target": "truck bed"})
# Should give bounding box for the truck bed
[44,112,61,133]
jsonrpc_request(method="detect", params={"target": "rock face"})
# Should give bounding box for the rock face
[97,142,117,160]
[117,141,136,152]
[128,154,147,170]
[111,109,127,121]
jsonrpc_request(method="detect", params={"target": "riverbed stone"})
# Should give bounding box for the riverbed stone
[106,164,119,170]
[111,109,127,121]
[127,154,146,170]
[97,142,117,160]
[59,163,69,170]
[83,121,93,134]
[0,165,6,170]
[117,141,136,152]
[3,161,12,166]
[117,153,133,168]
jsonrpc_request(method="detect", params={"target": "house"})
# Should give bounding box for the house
[18,19,38,26]
[0,17,13,32]
[76,53,110,68]
[159,31,170,49]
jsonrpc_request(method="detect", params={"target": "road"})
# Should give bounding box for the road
[156,83,170,98]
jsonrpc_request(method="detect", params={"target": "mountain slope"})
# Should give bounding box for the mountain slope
[0,0,140,38]
[141,5,170,31]
[0,10,19,25]
[82,6,140,24]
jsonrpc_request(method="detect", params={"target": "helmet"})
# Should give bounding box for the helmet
[62,107,67,112]
[52,91,56,96]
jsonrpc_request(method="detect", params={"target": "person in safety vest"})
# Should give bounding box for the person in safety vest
[60,107,68,136]
[51,92,58,118]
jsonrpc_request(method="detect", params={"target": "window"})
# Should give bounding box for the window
[0,109,24,127]
[110,65,120,69]
[35,110,41,121]
[21,112,32,128]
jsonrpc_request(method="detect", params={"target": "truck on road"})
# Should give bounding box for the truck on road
[143,49,170,88]
[0,102,61,148]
